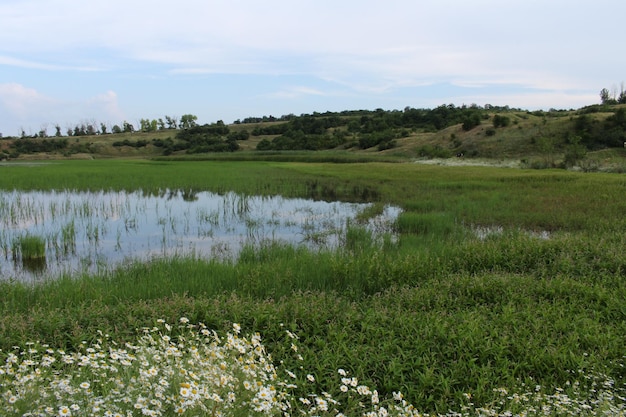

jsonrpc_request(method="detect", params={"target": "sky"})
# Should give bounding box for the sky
[1,0,625,136]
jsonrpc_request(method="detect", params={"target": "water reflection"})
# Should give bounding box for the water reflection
[0,189,400,281]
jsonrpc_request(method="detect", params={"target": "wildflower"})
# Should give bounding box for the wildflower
[315,397,329,411]
[6,319,621,417]
[371,390,379,405]
[233,323,241,334]
[179,317,189,324]
[357,385,372,395]
[58,405,72,416]
[257,386,274,401]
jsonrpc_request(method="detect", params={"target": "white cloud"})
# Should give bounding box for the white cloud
[0,55,103,71]
[86,91,125,123]
[0,84,125,135]
[0,83,55,121]
[2,0,624,88]
[267,86,334,99]
[1,0,625,131]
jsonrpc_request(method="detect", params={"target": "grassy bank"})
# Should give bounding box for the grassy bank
[0,159,625,414]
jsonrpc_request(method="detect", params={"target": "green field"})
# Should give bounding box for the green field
[1,159,625,415]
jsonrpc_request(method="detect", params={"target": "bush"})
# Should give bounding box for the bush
[462,113,481,131]
[417,145,451,158]
[493,114,511,128]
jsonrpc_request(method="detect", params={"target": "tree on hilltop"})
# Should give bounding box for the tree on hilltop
[179,114,198,129]
[165,115,178,129]
[600,83,626,105]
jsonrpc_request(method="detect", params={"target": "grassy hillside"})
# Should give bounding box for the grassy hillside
[2,104,626,171]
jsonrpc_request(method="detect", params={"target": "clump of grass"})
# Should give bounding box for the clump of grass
[354,202,386,223]
[342,223,376,253]
[11,233,47,273]
[12,234,46,260]
[61,221,76,255]
[394,212,459,238]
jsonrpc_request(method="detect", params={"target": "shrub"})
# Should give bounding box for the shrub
[493,114,511,128]
[462,113,481,131]
[417,145,451,158]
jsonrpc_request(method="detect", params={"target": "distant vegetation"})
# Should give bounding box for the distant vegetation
[250,105,504,151]
[2,91,626,169]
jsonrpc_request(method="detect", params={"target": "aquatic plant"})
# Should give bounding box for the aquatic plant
[13,234,45,261]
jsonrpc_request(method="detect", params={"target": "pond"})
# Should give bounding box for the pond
[0,189,400,281]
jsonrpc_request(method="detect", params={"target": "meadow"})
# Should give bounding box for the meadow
[0,159,625,416]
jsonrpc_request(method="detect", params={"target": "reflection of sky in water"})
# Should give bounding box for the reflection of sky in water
[0,190,400,281]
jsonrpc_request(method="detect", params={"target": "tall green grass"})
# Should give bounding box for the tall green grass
[1,160,625,413]
[12,234,46,260]
[2,160,626,231]
[2,229,624,412]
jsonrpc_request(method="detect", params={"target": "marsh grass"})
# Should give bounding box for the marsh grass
[12,234,46,261]
[394,212,459,236]
[60,220,76,255]
[1,319,623,417]
[1,160,626,413]
[2,230,625,413]
[160,150,406,164]
[9,234,47,274]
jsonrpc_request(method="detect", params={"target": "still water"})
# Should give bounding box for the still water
[0,189,400,281]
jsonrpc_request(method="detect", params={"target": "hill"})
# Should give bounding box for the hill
[2,104,626,171]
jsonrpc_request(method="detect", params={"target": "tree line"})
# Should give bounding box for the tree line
[3,115,251,157]
[252,104,498,151]
[11,114,201,139]
[4,99,626,159]
[108,120,247,155]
